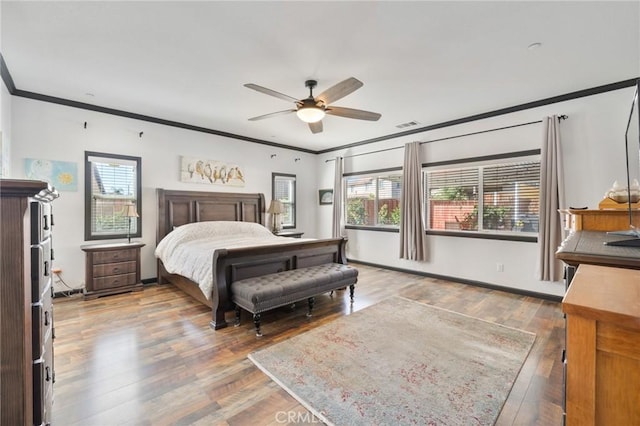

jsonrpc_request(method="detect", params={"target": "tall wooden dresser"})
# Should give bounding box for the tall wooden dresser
[1,179,59,425]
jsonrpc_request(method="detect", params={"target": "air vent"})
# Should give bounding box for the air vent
[396,121,420,129]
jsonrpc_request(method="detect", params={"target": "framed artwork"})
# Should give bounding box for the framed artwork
[180,156,245,187]
[25,158,78,191]
[319,188,333,205]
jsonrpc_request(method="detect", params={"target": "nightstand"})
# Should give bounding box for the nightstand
[275,230,304,238]
[81,242,145,299]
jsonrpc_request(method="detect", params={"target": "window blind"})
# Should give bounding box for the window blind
[482,161,540,232]
[273,174,296,227]
[426,160,540,233]
[89,156,138,237]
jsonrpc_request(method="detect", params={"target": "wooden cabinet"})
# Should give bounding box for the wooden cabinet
[562,264,640,425]
[0,179,58,426]
[81,242,144,299]
[560,208,640,232]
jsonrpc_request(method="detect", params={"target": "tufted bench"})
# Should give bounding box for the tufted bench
[231,263,358,336]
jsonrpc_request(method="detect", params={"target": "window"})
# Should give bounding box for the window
[272,173,296,228]
[425,160,540,235]
[345,172,402,227]
[85,151,141,241]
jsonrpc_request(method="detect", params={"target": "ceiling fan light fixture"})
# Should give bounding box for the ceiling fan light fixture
[296,103,325,123]
[245,77,379,132]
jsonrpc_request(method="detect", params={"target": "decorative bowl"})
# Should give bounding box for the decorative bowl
[608,192,640,203]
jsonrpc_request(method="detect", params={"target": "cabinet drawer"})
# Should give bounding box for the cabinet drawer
[32,343,54,426]
[94,273,136,290]
[93,249,137,264]
[30,239,52,302]
[93,260,136,278]
[30,201,52,244]
[32,285,54,360]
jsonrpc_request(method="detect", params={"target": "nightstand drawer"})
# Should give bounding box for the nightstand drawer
[93,273,137,290]
[93,260,136,278]
[93,248,137,264]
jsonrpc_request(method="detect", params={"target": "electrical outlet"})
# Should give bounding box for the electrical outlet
[496,263,504,272]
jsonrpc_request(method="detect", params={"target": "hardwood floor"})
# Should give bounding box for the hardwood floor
[52,264,565,425]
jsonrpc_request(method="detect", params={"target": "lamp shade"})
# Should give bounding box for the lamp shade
[267,200,283,214]
[125,204,139,218]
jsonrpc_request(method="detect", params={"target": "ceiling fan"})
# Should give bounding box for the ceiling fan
[244,77,381,134]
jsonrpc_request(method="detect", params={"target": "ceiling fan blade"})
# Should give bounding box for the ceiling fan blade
[248,109,296,121]
[325,106,381,121]
[308,121,323,134]
[316,77,364,105]
[244,83,299,103]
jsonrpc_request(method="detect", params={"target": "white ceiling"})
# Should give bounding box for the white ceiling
[2,1,639,153]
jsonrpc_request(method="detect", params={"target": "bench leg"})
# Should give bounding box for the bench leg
[307,297,315,317]
[349,284,355,302]
[253,313,262,337]
[234,305,241,327]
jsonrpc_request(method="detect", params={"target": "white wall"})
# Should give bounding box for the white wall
[8,86,634,297]
[315,88,636,297]
[9,97,318,292]
[1,83,11,176]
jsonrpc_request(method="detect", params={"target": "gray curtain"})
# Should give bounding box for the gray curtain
[400,142,427,260]
[538,115,565,281]
[332,156,345,238]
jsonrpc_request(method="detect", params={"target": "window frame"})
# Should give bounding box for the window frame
[423,150,540,242]
[271,172,296,229]
[344,168,403,230]
[84,151,142,241]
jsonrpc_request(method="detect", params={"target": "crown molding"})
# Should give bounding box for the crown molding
[2,53,637,156]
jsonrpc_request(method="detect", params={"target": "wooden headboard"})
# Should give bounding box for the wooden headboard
[157,189,266,244]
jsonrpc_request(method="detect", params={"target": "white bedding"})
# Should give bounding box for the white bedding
[154,221,310,299]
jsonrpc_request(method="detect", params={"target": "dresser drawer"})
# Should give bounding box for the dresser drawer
[30,200,52,244]
[93,260,136,278]
[32,343,54,426]
[93,248,137,264]
[30,239,52,302]
[93,273,137,290]
[31,285,54,360]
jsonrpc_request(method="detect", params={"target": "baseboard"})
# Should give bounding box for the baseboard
[347,259,563,303]
[95,270,563,303]
[54,279,158,299]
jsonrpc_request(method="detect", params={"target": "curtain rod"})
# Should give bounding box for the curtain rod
[325,115,568,162]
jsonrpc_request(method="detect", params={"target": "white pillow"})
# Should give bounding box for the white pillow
[170,220,271,241]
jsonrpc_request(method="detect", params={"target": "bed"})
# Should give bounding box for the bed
[156,189,349,330]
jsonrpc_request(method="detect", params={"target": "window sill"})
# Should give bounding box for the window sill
[344,226,537,242]
[427,230,537,242]
[345,225,399,233]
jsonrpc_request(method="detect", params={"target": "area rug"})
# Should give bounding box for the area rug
[248,296,536,425]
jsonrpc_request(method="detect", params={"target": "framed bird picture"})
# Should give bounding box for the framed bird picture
[180,156,245,187]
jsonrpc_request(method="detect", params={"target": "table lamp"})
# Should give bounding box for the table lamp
[267,200,283,233]
[125,203,139,243]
